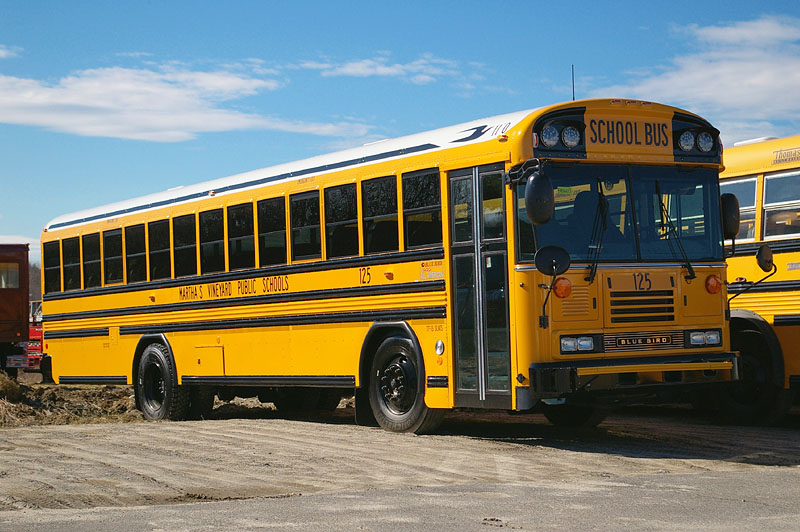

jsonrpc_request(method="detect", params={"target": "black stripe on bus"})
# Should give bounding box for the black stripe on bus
[181,375,355,387]
[727,280,800,294]
[118,307,446,335]
[59,376,127,385]
[48,143,440,230]
[42,280,446,323]
[426,376,449,388]
[773,315,800,327]
[43,247,445,301]
[44,328,109,340]
[729,240,800,258]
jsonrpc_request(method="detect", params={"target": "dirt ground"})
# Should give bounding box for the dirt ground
[0,371,798,513]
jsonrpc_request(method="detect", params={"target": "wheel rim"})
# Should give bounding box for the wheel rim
[142,359,166,412]
[378,355,417,415]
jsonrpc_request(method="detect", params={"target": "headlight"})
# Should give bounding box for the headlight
[696,131,714,152]
[689,331,706,345]
[577,337,594,351]
[541,126,559,148]
[678,131,695,152]
[561,126,581,148]
[704,331,721,345]
[561,337,578,352]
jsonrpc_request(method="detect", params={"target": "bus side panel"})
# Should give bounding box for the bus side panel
[771,325,800,389]
[407,317,451,409]
[50,336,135,382]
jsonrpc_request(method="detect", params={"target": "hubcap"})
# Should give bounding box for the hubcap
[142,360,166,410]
[379,356,417,414]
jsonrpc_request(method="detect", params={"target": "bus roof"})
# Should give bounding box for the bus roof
[44,108,536,231]
[721,134,800,179]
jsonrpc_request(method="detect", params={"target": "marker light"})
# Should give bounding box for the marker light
[697,131,714,152]
[678,131,695,152]
[705,274,722,294]
[553,277,572,298]
[561,126,581,148]
[541,126,559,148]
[435,340,445,355]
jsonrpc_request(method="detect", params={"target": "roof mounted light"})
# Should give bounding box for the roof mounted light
[541,126,559,148]
[697,131,714,152]
[561,126,580,148]
[678,131,695,152]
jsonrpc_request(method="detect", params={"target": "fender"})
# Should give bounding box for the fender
[132,333,176,382]
[730,308,786,388]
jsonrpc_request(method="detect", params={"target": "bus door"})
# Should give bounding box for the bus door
[449,164,511,408]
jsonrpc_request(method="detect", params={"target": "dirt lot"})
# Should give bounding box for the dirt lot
[0,371,798,514]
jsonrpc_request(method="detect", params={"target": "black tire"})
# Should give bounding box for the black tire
[187,386,215,420]
[368,337,444,434]
[3,367,18,380]
[717,329,793,425]
[135,343,189,421]
[542,404,608,428]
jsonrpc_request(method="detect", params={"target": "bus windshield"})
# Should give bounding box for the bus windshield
[517,164,724,263]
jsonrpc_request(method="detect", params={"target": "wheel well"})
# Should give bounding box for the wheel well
[132,334,174,387]
[730,309,785,387]
[359,322,423,389]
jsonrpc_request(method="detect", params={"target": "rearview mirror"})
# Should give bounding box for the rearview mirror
[721,193,740,241]
[756,244,773,273]
[534,245,571,276]
[525,170,554,226]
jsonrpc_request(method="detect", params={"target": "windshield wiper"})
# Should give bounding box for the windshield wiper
[655,180,696,280]
[585,180,607,284]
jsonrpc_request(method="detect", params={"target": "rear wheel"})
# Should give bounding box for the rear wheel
[717,329,793,425]
[542,404,608,428]
[368,337,444,434]
[135,343,189,421]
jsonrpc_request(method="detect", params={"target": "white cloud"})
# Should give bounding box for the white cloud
[0,63,372,141]
[0,45,21,59]
[590,16,800,143]
[301,53,460,84]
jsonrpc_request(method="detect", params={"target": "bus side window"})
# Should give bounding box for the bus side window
[148,220,171,280]
[173,214,197,278]
[763,171,800,239]
[290,191,322,261]
[362,176,398,254]
[403,169,442,249]
[125,224,147,284]
[103,229,123,285]
[43,241,61,293]
[61,237,81,291]
[257,197,287,267]
[324,183,358,259]
[228,203,255,270]
[82,233,101,289]
[200,209,225,274]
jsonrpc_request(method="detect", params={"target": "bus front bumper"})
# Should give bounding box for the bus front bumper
[528,352,739,402]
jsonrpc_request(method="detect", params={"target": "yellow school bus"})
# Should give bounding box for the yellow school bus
[40,98,741,433]
[719,135,800,423]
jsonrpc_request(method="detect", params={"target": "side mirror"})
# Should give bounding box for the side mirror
[534,245,571,276]
[721,193,740,240]
[756,244,774,273]
[525,170,554,226]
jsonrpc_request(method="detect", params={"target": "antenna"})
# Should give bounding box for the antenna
[572,64,575,101]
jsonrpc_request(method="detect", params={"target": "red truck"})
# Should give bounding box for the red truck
[0,244,31,378]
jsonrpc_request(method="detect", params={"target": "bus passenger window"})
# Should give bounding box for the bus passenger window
[82,233,101,289]
[148,220,171,281]
[290,192,321,260]
[227,203,255,270]
[103,229,123,285]
[61,237,81,291]
[719,177,756,240]
[362,176,398,254]
[325,184,358,259]
[403,170,442,248]
[43,241,61,293]
[200,209,225,274]
[764,171,800,239]
[125,224,146,283]
[173,214,197,278]
[257,197,287,267]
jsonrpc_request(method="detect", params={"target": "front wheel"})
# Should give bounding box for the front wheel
[368,337,444,434]
[542,403,608,428]
[135,343,189,421]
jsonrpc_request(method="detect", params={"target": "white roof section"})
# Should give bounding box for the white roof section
[46,108,537,231]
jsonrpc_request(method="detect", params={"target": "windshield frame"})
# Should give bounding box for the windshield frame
[515,163,724,264]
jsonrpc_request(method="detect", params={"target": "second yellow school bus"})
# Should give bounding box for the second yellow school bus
[40,98,740,433]
[719,135,800,424]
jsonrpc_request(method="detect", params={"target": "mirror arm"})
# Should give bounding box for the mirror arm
[539,275,555,329]
[728,263,777,303]
[505,158,541,189]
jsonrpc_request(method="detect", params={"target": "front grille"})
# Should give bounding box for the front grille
[609,290,675,324]
[604,330,685,352]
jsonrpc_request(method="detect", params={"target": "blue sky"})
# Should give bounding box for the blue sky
[2,1,799,262]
